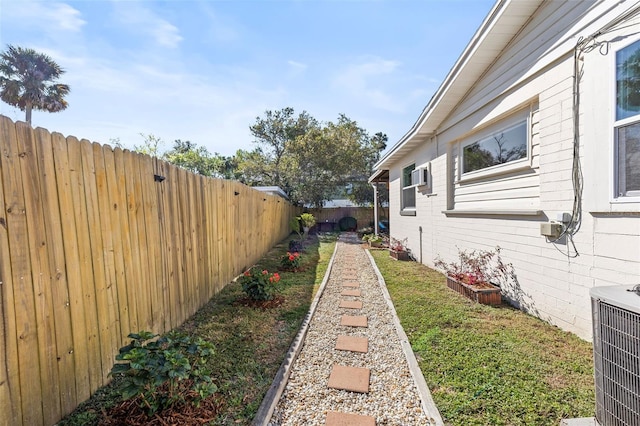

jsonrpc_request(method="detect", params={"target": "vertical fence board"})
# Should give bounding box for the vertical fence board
[4,121,43,426]
[102,147,130,343]
[185,173,196,316]
[67,137,102,395]
[113,148,138,335]
[51,132,90,404]
[179,168,194,318]
[197,176,207,303]
[131,153,153,332]
[80,140,109,382]
[0,116,24,426]
[170,164,185,327]
[36,128,76,417]
[16,123,61,423]
[155,160,171,331]
[123,151,149,333]
[81,140,115,384]
[142,155,162,333]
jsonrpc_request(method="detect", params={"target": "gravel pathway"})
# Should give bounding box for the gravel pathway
[266,233,442,425]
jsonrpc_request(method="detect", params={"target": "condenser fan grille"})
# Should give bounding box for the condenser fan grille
[593,300,640,426]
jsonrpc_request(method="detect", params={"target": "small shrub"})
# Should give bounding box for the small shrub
[288,239,304,253]
[357,226,374,238]
[338,216,357,231]
[299,213,316,229]
[434,246,513,287]
[289,216,302,239]
[281,251,301,270]
[238,267,281,301]
[390,237,408,252]
[109,331,217,416]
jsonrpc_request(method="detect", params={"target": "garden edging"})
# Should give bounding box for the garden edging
[365,249,444,426]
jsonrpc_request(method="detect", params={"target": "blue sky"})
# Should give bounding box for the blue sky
[0,0,495,157]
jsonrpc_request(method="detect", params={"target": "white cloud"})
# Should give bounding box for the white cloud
[287,60,307,71]
[196,1,242,44]
[333,56,403,112]
[2,1,86,33]
[111,2,183,49]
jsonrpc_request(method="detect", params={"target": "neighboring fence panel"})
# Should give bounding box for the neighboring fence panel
[0,116,298,426]
[308,206,375,230]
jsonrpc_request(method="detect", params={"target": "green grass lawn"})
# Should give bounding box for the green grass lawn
[370,250,595,426]
[58,233,337,425]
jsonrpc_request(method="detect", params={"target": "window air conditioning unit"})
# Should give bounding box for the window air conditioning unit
[590,285,640,426]
[411,164,431,187]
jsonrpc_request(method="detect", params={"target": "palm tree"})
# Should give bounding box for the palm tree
[0,45,70,125]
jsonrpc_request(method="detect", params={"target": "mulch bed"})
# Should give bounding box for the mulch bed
[99,392,224,425]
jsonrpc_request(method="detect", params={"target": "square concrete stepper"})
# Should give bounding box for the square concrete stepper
[340,315,368,327]
[339,300,363,309]
[325,411,376,426]
[335,335,368,353]
[327,364,370,393]
[341,288,362,297]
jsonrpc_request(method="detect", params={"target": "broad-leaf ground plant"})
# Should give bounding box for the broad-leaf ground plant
[109,331,216,416]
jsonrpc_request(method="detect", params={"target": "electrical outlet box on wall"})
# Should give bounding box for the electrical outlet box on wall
[540,222,563,238]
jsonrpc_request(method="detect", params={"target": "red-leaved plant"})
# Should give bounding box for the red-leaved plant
[238,267,281,301]
[434,246,512,288]
[280,251,301,270]
[390,237,408,252]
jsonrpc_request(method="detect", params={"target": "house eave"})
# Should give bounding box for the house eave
[374,0,544,171]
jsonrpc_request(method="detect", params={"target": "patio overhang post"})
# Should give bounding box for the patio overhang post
[368,168,389,236]
[371,183,379,235]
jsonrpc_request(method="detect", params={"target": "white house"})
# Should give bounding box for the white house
[370,0,640,340]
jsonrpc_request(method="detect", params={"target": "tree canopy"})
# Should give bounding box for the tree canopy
[133,134,237,180]
[241,108,387,207]
[0,44,70,125]
[129,108,387,209]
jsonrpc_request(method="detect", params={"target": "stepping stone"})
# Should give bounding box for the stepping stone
[341,315,368,327]
[327,365,370,393]
[335,335,368,353]
[325,411,376,426]
[341,288,361,297]
[339,300,363,309]
[343,275,359,281]
[343,281,360,288]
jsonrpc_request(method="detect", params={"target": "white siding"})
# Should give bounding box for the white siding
[384,0,640,341]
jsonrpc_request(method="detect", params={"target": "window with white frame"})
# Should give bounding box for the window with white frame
[402,163,415,210]
[615,39,640,198]
[462,120,528,174]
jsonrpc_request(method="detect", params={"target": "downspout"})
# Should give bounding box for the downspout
[372,183,379,236]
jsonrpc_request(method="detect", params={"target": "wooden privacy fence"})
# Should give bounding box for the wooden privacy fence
[0,116,298,426]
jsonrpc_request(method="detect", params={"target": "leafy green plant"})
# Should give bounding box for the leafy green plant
[299,213,316,229]
[238,267,281,301]
[281,251,301,270]
[109,331,217,416]
[362,233,383,245]
[289,216,302,239]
